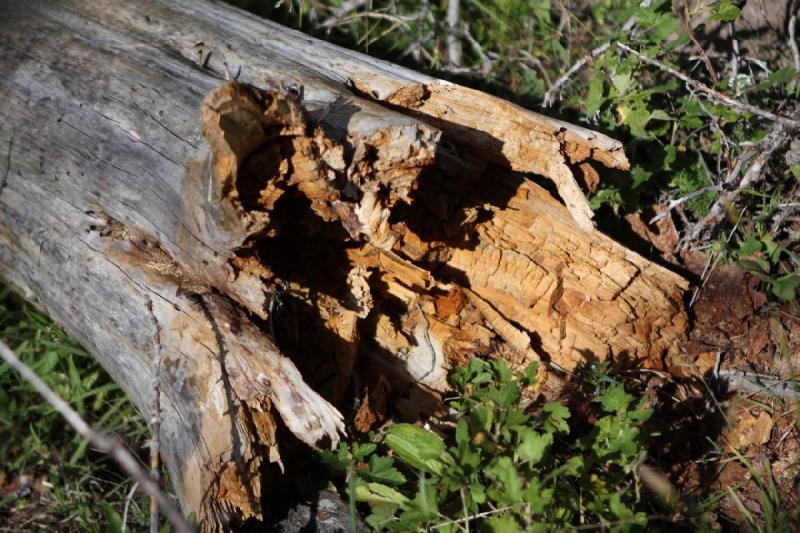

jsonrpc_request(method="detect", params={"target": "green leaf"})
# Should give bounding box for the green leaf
[601,384,633,414]
[586,75,605,115]
[491,359,514,383]
[752,68,799,92]
[355,480,409,506]
[318,442,350,470]
[738,235,763,256]
[484,513,522,532]
[517,429,552,464]
[710,0,741,21]
[384,423,447,475]
[542,402,570,434]
[630,166,653,188]
[366,504,400,530]
[486,456,523,503]
[473,405,494,432]
[738,258,771,278]
[455,418,470,448]
[363,455,407,485]
[771,272,800,301]
[620,105,652,139]
[612,71,632,96]
[100,500,123,533]
[521,361,538,385]
[489,381,520,409]
[398,482,438,525]
[351,442,377,460]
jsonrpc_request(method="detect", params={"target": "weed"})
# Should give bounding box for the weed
[320,359,668,531]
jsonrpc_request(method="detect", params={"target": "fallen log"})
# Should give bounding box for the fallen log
[0,0,690,528]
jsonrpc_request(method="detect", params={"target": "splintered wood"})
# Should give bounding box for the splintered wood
[0,0,689,525]
[199,80,689,411]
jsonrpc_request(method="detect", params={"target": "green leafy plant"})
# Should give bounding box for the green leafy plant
[321,359,659,531]
[714,230,800,301]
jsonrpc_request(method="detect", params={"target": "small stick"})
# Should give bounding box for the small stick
[542,42,611,107]
[650,184,722,224]
[682,0,719,84]
[0,338,193,533]
[121,482,140,533]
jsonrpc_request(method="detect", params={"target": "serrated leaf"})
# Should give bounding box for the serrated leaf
[710,0,741,21]
[355,480,409,505]
[542,402,570,434]
[489,381,520,409]
[738,235,763,256]
[364,455,406,485]
[630,166,653,188]
[351,442,377,460]
[517,429,552,464]
[601,384,633,413]
[771,272,800,301]
[366,504,399,530]
[484,514,522,532]
[752,67,798,92]
[384,423,447,475]
[486,456,523,503]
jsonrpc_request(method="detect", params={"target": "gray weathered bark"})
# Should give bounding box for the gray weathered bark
[0,0,690,528]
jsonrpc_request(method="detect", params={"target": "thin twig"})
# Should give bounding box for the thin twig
[650,184,722,224]
[431,506,513,529]
[461,21,491,75]
[728,21,740,91]
[683,0,719,84]
[0,338,193,533]
[518,50,552,89]
[542,41,611,107]
[121,482,140,533]
[617,43,800,129]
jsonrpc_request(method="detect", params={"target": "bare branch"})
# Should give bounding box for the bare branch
[461,21,491,75]
[542,41,611,107]
[0,338,194,533]
[650,184,722,224]
[121,482,140,533]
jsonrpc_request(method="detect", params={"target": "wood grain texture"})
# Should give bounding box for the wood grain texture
[0,0,688,528]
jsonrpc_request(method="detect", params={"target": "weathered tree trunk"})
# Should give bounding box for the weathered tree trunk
[0,0,689,528]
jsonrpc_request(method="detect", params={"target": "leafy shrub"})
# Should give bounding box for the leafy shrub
[321,359,658,531]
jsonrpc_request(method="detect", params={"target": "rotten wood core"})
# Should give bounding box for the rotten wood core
[0,0,690,529]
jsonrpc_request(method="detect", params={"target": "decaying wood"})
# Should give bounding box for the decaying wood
[0,0,689,528]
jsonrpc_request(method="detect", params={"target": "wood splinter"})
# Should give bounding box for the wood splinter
[0,0,691,528]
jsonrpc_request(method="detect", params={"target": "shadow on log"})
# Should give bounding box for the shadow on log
[0,0,690,528]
